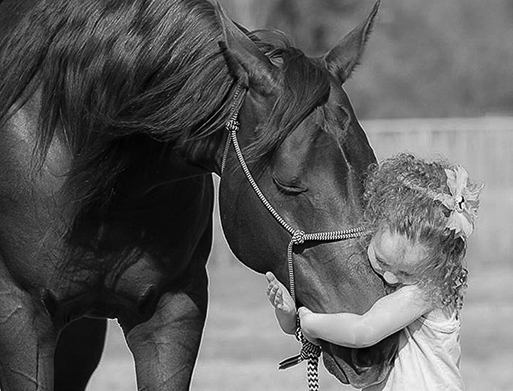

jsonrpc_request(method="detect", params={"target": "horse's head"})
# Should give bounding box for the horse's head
[217,2,398,387]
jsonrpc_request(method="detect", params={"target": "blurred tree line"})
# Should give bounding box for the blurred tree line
[219,0,513,119]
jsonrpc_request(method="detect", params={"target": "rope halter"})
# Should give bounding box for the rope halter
[221,83,367,391]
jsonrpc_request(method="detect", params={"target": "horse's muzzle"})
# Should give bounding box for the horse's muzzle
[320,333,398,388]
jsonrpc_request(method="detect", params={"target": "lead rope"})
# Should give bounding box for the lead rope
[222,84,366,391]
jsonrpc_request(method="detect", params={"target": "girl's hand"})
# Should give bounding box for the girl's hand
[266,272,296,316]
[298,306,320,345]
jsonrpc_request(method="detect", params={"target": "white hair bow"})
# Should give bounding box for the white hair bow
[433,166,483,239]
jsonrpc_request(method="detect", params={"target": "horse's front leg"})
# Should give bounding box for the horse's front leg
[0,263,57,390]
[54,317,107,391]
[124,271,208,391]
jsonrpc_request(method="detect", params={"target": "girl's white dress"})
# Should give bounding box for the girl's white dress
[363,310,464,391]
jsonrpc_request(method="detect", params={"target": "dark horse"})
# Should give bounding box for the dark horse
[0,0,398,389]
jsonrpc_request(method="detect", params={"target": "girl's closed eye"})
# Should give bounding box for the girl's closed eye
[376,258,390,268]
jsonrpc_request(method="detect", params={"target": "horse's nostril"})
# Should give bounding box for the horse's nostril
[352,347,376,369]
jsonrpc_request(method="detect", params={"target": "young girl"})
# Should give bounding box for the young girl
[266,154,482,390]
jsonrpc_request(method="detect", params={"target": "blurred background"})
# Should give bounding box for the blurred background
[88,0,513,390]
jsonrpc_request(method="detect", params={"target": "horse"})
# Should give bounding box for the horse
[0,0,398,390]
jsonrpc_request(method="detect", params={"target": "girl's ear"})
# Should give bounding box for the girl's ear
[323,0,380,84]
[214,1,278,96]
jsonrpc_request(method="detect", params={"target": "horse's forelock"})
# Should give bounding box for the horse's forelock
[245,43,331,173]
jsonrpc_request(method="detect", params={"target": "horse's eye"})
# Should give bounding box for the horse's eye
[272,175,308,195]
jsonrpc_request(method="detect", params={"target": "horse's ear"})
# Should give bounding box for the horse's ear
[323,0,380,84]
[214,2,278,95]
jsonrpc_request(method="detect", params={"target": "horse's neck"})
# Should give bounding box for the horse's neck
[116,144,212,198]
[174,132,225,176]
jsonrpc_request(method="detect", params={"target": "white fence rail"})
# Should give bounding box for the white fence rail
[363,116,513,189]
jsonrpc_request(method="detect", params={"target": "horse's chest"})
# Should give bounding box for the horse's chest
[46,253,169,323]
[1,107,213,323]
[48,184,213,321]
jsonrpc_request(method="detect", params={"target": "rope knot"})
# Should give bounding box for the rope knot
[226,118,240,132]
[300,340,322,361]
[292,230,306,245]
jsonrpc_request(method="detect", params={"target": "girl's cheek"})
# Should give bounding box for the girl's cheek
[370,260,383,275]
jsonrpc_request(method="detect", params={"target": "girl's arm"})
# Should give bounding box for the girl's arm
[298,285,433,348]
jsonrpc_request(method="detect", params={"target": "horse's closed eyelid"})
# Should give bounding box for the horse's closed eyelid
[272,175,308,194]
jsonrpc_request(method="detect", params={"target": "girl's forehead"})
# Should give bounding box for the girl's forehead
[373,229,427,266]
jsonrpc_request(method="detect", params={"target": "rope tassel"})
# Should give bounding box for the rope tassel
[278,339,321,370]
[279,327,322,391]
[278,354,303,370]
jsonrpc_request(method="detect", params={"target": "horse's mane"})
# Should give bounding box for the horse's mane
[0,0,238,200]
[0,0,332,204]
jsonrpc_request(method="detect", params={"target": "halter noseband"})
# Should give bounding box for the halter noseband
[220,83,366,391]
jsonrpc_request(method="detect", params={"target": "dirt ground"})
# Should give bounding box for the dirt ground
[86,259,513,391]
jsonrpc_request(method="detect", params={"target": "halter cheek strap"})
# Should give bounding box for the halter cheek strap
[221,83,245,174]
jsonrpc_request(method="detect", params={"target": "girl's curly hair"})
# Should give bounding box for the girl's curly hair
[362,154,475,310]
